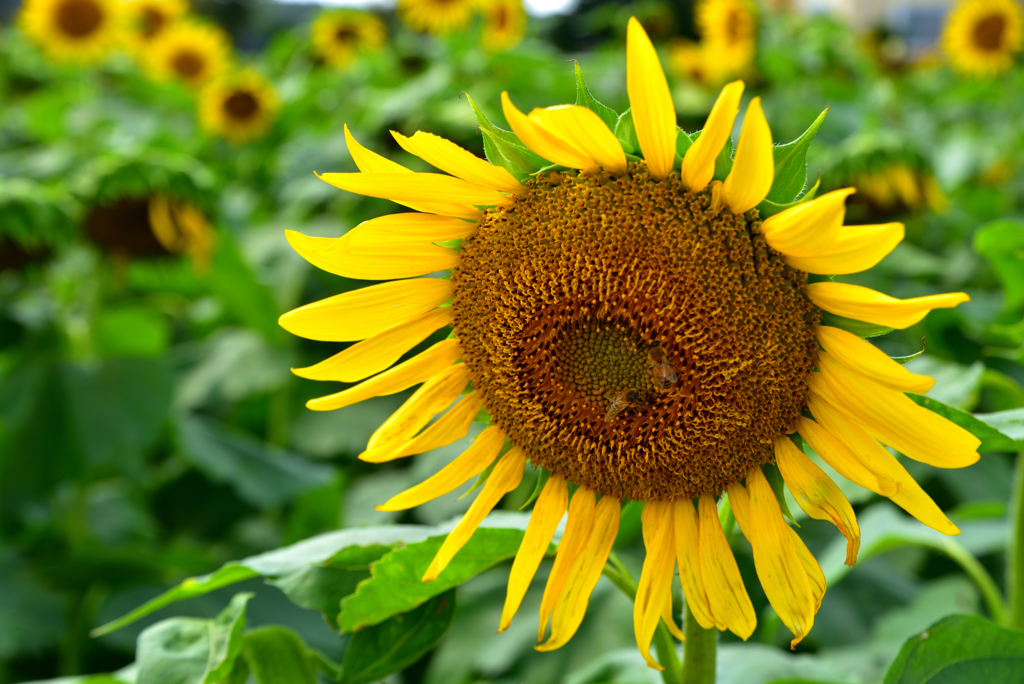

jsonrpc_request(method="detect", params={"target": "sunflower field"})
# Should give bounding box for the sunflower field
[2,0,1024,682]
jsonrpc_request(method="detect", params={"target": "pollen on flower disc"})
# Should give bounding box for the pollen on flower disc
[450,167,820,501]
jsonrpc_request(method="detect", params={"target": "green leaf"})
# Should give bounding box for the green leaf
[519,467,551,510]
[819,310,894,338]
[883,614,1024,684]
[676,128,694,160]
[481,133,529,181]
[339,591,456,684]
[339,526,532,632]
[761,463,798,525]
[94,306,170,358]
[205,234,285,343]
[136,619,211,684]
[973,219,1024,312]
[973,408,1024,451]
[464,93,545,173]
[242,627,318,684]
[713,136,734,181]
[572,61,619,131]
[765,108,828,204]
[205,593,253,684]
[908,395,1018,453]
[892,348,926,364]
[614,109,640,155]
[757,174,821,218]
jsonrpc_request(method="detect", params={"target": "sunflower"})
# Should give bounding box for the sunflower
[480,0,527,51]
[19,0,121,64]
[398,0,479,35]
[280,19,979,667]
[669,38,732,85]
[310,9,386,69]
[146,20,230,88]
[121,0,189,54]
[198,70,279,144]
[942,0,1024,75]
[696,0,757,77]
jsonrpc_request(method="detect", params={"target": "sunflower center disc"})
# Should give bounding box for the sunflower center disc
[224,91,260,121]
[451,167,820,501]
[172,50,205,79]
[973,13,1007,51]
[56,0,103,37]
[141,7,166,39]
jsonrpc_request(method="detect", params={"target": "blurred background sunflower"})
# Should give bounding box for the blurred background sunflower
[310,8,386,69]
[942,0,1024,74]
[19,0,121,63]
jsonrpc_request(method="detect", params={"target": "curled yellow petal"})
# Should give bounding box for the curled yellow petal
[305,339,460,412]
[626,17,677,180]
[806,282,970,330]
[538,487,596,642]
[501,92,596,169]
[279,278,452,342]
[536,494,620,651]
[392,130,525,194]
[377,425,506,512]
[500,474,569,632]
[319,172,511,207]
[783,222,904,275]
[529,105,627,174]
[697,494,756,639]
[422,446,526,581]
[681,81,744,192]
[775,436,861,566]
[359,391,484,464]
[366,362,471,451]
[292,308,451,382]
[341,212,478,244]
[723,97,773,214]
[796,411,899,497]
[633,500,676,670]
[760,188,854,257]
[301,234,460,280]
[673,499,717,630]
[284,229,346,276]
[816,325,935,394]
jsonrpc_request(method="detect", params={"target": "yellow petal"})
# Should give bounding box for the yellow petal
[806,282,970,330]
[306,339,460,412]
[662,593,685,641]
[633,500,676,670]
[279,278,452,342]
[722,97,773,214]
[796,411,899,497]
[359,391,485,463]
[391,130,525,194]
[760,188,854,257]
[529,105,627,174]
[790,526,826,615]
[697,494,756,639]
[536,494,620,651]
[816,325,935,394]
[343,124,482,220]
[298,233,460,281]
[377,425,507,512]
[292,307,452,382]
[775,436,861,566]
[681,80,744,192]
[500,473,569,632]
[782,222,904,275]
[501,92,597,169]
[366,362,471,451]
[319,172,511,207]
[284,230,346,276]
[673,499,718,630]
[422,446,526,581]
[341,212,478,244]
[538,487,596,642]
[626,17,677,180]
[815,354,980,469]
[728,471,816,648]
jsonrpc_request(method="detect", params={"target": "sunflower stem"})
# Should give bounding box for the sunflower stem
[940,537,1005,625]
[682,602,717,684]
[1008,451,1024,629]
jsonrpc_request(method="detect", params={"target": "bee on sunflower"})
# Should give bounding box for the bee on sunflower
[398,0,479,35]
[280,19,978,668]
[198,70,279,144]
[146,19,231,88]
[121,0,189,55]
[942,0,1024,75]
[19,0,121,64]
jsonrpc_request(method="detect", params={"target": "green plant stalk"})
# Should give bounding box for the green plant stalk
[681,602,717,684]
[1008,451,1024,629]
[939,537,1006,625]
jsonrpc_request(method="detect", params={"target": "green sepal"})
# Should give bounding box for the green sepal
[712,136,734,182]
[891,345,926,364]
[460,442,511,499]
[614,109,640,155]
[573,61,619,131]
[481,133,530,182]
[464,93,546,174]
[519,467,551,510]
[675,128,694,164]
[760,462,798,526]
[756,173,821,218]
[765,107,829,204]
[819,310,895,338]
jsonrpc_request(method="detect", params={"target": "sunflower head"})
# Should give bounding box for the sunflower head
[398,0,480,35]
[282,17,977,669]
[696,0,758,77]
[310,9,386,69]
[480,0,526,52]
[0,178,77,273]
[943,0,1024,75]
[198,70,279,144]
[146,19,231,88]
[19,0,121,64]
[121,0,189,53]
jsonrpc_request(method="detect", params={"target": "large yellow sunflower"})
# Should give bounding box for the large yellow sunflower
[480,0,527,52]
[942,0,1024,75]
[398,0,479,35]
[696,0,757,77]
[198,70,279,144]
[146,20,231,88]
[310,9,386,69]
[121,0,189,54]
[19,0,121,64]
[280,18,978,668]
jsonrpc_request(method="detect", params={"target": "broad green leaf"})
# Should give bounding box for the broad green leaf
[573,61,619,131]
[205,593,253,684]
[614,109,640,155]
[339,526,530,632]
[973,408,1024,449]
[761,463,798,525]
[94,306,170,358]
[973,219,1024,312]
[883,614,1024,684]
[765,108,828,204]
[204,235,284,343]
[464,93,545,173]
[339,591,456,684]
[819,310,894,338]
[242,627,318,684]
[908,395,1017,453]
